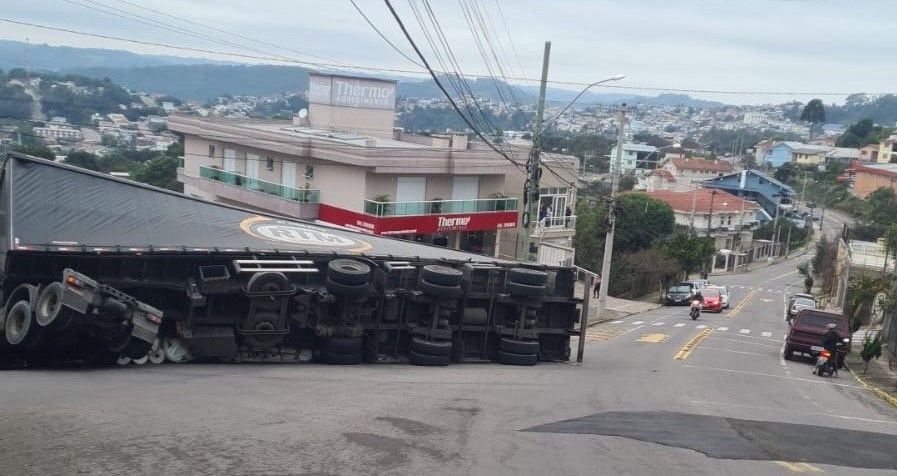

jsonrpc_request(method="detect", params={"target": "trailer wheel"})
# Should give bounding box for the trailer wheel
[162,337,192,363]
[499,338,539,355]
[148,338,165,364]
[419,280,462,299]
[409,351,450,366]
[508,268,547,286]
[325,336,363,354]
[121,337,153,359]
[421,265,463,286]
[325,278,369,300]
[498,350,538,366]
[411,337,452,356]
[327,259,371,285]
[507,281,545,298]
[322,350,362,365]
[35,283,64,328]
[463,307,488,325]
[5,300,43,348]
[85,347,120,367]
[243,312,283,350]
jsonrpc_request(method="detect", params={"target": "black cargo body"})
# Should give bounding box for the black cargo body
[0,153,580,367]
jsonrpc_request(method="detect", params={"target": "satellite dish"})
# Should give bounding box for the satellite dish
[298,108,308,119]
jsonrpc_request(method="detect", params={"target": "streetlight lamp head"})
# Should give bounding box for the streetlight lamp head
[610,74,626,81]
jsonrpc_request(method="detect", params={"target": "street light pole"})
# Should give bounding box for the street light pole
[594,104,627,322]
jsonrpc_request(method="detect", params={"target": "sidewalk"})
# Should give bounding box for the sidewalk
[844,346,897,409]
[574,282,663,326]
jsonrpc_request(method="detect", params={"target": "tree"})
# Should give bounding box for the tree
[860,332,883,374]
[774,162,799,183]
[882,224,897,275]
[845,273,884,331]
[800,99,826,138]
[619,174,637,192]
[132,154,182,192]
[11,143,55,160]
[613,194,675,254]
[662,233,716,280]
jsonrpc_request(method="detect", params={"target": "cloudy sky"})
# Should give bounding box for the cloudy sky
[2,0,894,104]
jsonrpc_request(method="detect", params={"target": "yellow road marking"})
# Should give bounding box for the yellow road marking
[637,333,668,343]
[776,461,823,472]
[771,269,799,280]
[674,328,713,360]
[585,327,625,343]
[728,287,759,319]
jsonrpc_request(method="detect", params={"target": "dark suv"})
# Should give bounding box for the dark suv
[784,310,850,363]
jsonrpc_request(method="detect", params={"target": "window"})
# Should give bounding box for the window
[727,215,732,225]
[208,144,216,157]
[304,165,314,179]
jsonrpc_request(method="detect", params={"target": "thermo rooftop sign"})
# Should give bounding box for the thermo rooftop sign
[309,73,396,111]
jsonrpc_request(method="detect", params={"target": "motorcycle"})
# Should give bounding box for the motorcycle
[811,342,846,377]
[689,299,701,320]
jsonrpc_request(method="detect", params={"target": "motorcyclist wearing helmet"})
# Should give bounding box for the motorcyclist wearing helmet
[821,322,841,352]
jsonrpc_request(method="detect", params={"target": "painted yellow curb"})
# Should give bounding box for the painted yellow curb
[846,363,897,410]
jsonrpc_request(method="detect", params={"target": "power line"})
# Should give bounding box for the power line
[382,0,523,170]
[348,0,422,67]
[0,17,881,97]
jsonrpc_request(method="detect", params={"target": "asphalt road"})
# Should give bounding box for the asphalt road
[2,257,896,475]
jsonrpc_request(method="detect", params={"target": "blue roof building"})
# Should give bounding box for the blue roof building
[702,170,795,220]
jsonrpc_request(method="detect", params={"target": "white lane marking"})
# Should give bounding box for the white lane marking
[740,329,751,334]
[689,400,897,426]
[709,336,783,349]
[674,323,686,328]
[698,346,766,357]
[717,326,729,332]
[652,322,665,326]
[631,321,644,325]
[681,364,865,389]
[757,288,764,292]
[696,324,707,329]
[761,331,772,338]
[610,320,625,324]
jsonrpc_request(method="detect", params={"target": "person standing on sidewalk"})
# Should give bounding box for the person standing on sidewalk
[593,275,602,299]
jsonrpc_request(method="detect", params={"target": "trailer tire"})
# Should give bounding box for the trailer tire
[327,259,371,285]
[410,350,450,366]
[419,280,462,299]
[322,350,362,365]
[325,336,363,354]
[325,278,369,300]
[463,307,488,325]
[507,281,545,298]
[498,350,538,366]
[500,338,539,355]
[411,337,452,356]
[121,337,153,359]
[421,265,463,286]
[243,312,283,350]
[35,282,64,328]
[508,268,547,286]
[87,348,120,367]
[5,300,42,348]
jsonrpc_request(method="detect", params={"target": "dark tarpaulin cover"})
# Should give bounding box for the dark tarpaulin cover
[4,154,505,262]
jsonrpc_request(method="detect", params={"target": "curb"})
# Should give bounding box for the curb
[586,303,664,328]
[845,363,897,410]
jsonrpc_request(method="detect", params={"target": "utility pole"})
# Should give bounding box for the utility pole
[594,104,627,322]
[704,189,718,277]
[521,41,551,262]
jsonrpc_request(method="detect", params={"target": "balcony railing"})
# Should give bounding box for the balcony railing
[199,165,319,203]
[535,215,577,230]
[364,197,518,217]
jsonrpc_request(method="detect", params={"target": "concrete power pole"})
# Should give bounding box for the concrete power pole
[594,104,628,322]
[521,41,551,262]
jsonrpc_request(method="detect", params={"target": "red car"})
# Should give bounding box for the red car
[701,288,723,313]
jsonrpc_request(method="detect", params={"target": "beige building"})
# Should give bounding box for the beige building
[646,157,734,192]
[171,73,577,262]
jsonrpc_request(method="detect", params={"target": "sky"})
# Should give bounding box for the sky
[1,0,895,105]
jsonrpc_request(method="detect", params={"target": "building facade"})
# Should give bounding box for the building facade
[702,169,795,220]
[851,161,897,199]
[646,157,734,192]
[171,73,576,261]
[608,143,657,175]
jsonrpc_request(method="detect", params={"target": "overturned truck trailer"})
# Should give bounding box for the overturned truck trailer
[0,153,581,367]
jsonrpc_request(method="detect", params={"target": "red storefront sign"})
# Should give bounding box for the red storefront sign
[318,204,518,235]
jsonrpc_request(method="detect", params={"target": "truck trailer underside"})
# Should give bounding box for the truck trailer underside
[0,154,581,367]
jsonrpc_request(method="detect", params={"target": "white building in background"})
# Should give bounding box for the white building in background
[742,112,767,126]
[608,143,658,175]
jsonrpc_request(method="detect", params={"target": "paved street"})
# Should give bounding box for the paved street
[2,256,896,475]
